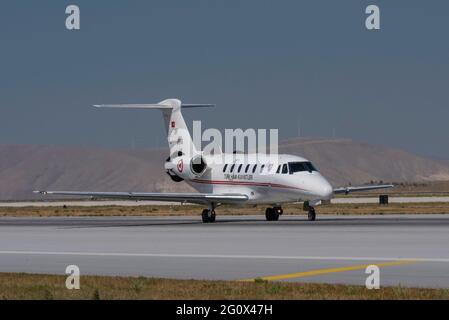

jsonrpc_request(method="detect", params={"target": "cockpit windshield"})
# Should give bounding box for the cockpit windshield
[288,161,318,174]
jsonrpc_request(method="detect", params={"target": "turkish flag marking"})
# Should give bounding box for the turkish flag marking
[177,159,183,173]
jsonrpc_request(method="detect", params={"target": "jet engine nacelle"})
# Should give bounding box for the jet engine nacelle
[165,154,208,181]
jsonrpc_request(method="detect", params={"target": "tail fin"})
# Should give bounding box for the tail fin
[94,98,214,157]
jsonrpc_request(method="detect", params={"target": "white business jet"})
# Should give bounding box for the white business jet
[35,99,393,223]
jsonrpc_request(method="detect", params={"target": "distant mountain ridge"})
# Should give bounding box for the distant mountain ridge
[1,138,449,200]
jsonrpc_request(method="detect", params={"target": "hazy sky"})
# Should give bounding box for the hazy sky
[0,1,448,158]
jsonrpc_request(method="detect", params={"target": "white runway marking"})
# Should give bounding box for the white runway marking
[1,251,449,262]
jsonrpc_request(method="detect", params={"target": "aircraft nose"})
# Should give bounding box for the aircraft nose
[320,182,333,200]
[314,177,333,200]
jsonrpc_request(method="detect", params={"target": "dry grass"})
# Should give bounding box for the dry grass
[317,203,449,215]
[0,202,449,217]
[0,273,448,300]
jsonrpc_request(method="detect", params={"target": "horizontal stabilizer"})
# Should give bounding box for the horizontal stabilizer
[181,104,215,108]
[93,104,172,109]
[93,104,214,109]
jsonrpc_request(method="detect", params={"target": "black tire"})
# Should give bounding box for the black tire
[265,207,279,221]
[308,208,316,221]
[202,209,216,223]
[202,209,210,223]
[265,208,272,221]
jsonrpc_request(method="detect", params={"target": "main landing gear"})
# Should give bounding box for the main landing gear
[265,205,316,221]
[265,206,283,221]
[201,203,217,223]
[201,209,216,223]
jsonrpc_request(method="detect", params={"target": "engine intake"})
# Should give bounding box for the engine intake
[191,155,207,176]
[165,154,208,181]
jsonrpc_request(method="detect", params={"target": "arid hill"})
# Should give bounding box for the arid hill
[0,139,448,200]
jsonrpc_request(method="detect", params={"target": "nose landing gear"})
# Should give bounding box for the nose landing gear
[307,207,316,221]
[303,201,316,221]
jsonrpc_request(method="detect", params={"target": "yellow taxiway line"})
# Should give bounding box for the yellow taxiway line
[240,260,417,282]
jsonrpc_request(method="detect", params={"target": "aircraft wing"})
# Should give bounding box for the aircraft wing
[333,184,394,195]
[33,190,248,204]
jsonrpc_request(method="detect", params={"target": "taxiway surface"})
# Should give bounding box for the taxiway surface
[0,214,448,288]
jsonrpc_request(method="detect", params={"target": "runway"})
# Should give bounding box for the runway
[0,214,448,288]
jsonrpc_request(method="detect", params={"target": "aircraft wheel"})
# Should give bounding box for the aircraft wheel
[307,208,316,221]
[202,209,216,223]
[265,207,279,221]
[274,206,283,215]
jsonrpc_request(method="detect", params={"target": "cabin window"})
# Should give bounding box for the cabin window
[230,164,235,173]
[260,164,265,173]
[252,165,257,174]
[245,164,250,173]
[276,165,281,174]
[238,164,243,173]
[282,164,288,174]
[223,164,228,173]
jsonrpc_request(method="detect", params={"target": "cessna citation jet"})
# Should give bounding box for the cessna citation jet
[35,99,393,223]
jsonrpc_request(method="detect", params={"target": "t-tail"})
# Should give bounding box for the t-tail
[94,99,214,159]
[94,99,214,182]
